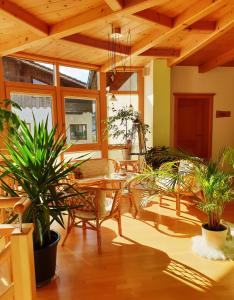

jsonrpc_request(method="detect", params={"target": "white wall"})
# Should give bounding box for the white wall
[171,66,234,157]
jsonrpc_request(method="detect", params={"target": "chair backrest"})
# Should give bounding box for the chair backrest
[71,158,117,179]
[177,160,198,193]
[69,186,119,218]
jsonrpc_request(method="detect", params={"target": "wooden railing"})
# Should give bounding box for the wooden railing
[0,197,35,300]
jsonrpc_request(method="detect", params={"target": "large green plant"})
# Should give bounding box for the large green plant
[145,146,190,169]
[138,149,234,231]
[0,117,83,249]
[195,153,234,230]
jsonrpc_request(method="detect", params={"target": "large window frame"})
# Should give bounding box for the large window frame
[107,68,144,150]
[1,55,144,157]
[60,87,100,152]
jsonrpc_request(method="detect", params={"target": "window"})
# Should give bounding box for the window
[10,93,53,133]
[3,57,54,85]
[70,124,87,141]
[59,65,98,89]
[64,97,97,145]
[108,94,138,145]
[32,78,48,85]
[106,71,138,91]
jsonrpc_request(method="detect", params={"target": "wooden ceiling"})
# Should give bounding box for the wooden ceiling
[0,0,234,72]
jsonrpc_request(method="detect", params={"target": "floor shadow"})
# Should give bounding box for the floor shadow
[126,199,201,238]
[36,226,216,300]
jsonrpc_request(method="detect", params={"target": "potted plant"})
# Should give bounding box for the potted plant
[106,105,149,159]
[145,146,189,170]
[0,116,83,286]
[193,150,234,249]
[138,148,234,249]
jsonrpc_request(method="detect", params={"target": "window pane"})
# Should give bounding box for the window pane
[65,97,97,144]
[59,65,98,89]
[108,94,138,145]
[11,93,53,132]
[3,57,54,85]
[106,72,138,91]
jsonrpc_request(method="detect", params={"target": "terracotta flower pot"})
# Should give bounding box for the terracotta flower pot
[202,223,227,250]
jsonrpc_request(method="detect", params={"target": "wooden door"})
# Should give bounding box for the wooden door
[174,93,213,159]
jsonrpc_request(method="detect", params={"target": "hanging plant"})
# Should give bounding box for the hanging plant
[105,105,149,147]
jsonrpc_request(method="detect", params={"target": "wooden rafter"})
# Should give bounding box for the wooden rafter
[133,10,216,31]
[0,0,169,56]
[199,47,234,73]
[101,0,225,71]
[169,4,234,66]
[50,0,169,39]
[186,20,217,31]
[140,48,180,57]
[63,34,130,55]
[63,34,180,58]
[104,0,123,11]
[134,9,173,28]
[0,0,48,36]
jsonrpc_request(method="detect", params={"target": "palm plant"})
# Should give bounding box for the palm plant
[0,117,83,249]
[195,153,234,231]
[137,148,234,231]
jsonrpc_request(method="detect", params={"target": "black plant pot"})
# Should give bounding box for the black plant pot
[34,230,60,287]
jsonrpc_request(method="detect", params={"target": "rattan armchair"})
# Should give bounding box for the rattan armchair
[62,182,122,254]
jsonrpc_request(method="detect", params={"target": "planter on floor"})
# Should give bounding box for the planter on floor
[202,223,227,250]
[34,230,60,287]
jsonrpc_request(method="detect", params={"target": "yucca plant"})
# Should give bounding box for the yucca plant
[0,117,84,249]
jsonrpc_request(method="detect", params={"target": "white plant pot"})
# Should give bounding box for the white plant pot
[202,223,228,250]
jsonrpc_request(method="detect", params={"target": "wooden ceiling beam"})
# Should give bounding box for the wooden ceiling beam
[63,33,180,58]
[50,0,169,39]
[186,20,217,31]
[199,47,234,73]
[63,34,130,55]
[169,4,234,67]
[134,9,173,28]
[133,10,216,31]
[0,0,48,36]
[101,0,225,71]
[139,48,180,57]
[0,0,169,56]
[104,0,123,11]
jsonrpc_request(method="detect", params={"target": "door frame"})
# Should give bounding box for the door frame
[173,93,214,159]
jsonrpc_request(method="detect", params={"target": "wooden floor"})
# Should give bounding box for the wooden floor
[36,197,234,300]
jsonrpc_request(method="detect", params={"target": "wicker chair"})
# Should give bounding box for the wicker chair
[158,160,202,216]
[62,182,122,254]
[127,177,158,218]
[69,158,118,181]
